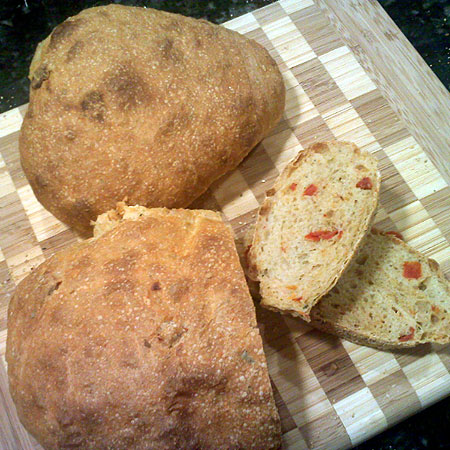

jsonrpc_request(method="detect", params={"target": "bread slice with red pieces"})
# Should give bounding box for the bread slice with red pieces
[310,229,450,349]
[247,141,380,321]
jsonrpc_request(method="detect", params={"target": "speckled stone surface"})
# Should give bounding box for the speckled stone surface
[0,0,449,113]
[0,1,449,449]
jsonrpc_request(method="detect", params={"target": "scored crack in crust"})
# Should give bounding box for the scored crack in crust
[6,205,281,450]
[20,4,285,236]
[247,141,380,321]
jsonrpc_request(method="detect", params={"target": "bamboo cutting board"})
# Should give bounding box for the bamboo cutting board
[1,0,450,449]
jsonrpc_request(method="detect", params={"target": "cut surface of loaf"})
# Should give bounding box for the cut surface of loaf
[310,230,450,349]
[247,141,380,321]
[7,205,281,450]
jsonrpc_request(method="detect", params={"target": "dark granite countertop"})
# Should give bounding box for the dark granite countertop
[0,1,449,449]
[0,0,449,113]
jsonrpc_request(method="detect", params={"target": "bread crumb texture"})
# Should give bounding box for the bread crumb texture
[6,206,281,449]
[310,229,450,349]
[20,4,285,236]
[248,141,380,321]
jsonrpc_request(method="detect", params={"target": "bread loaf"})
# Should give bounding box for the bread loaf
[310,229,450,349]
[247,141,380,321]
[20,5,285,235]
[6,204,281,449]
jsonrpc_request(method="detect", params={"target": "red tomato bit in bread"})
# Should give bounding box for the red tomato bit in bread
[303,184,318,196]
[356,177,373,190]
[292,296,303,302]
[289,183,297,191]
[386,231,404,240]
[403,261,422,279]
[305,230,341,241]
[399,327,415,342]
[431,305,440,313]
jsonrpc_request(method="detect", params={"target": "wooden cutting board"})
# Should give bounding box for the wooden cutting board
[1,1,449,449]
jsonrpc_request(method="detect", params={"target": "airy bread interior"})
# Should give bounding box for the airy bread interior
[311,230,450,348]
[93,202,220,237]
[248,141,380,320]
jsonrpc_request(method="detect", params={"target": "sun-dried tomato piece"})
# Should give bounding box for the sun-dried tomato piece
[403,261,422,279]
[289,183,297,191]
[431,305,440,313]
[292,296,303,302]
[305,230,340,241]
[356,177,373,190]
[399,327,415,342]
[386,231,404,240]
[303,183,318,196]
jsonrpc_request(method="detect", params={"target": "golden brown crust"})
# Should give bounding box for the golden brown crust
[6,207,281,450]
[20,5,285,236]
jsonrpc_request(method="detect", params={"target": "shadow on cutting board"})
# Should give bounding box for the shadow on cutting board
[255,303,302,435]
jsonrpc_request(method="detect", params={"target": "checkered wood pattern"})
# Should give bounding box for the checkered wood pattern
[1,1,449,449]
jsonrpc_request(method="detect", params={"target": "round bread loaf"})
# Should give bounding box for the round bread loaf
[19,5,285,235]
[6,205,281,450]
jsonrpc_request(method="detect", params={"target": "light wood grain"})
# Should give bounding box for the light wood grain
[316,0,450,184]
[0,1,449,449]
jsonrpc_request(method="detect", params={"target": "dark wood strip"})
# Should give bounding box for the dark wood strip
[420,186,450,244]
[293,114,335,148]
[290,5,344,56]
[291,58,348,115]
[270,378,297,433]
[435,346,450,373]
[188,188,221,212]
[252,2,286,25]
[368,370,421,426]
[239,143,280,204]
[393,344,434,369]
[350,90,410,149]
[39,228,79,259]
[296,329,366,404]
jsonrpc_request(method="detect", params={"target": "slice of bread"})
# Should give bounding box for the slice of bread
[310,229,450,349]
[247,141,380,321]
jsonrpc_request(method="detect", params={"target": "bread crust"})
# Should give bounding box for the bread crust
[20,5,285,236]
[248,141,380,321]
[6,206,281,449]
[310,229,450,349]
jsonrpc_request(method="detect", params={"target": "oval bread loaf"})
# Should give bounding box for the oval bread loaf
[247,141,380,321]
[6,205,281,450]
[20,5,285,235]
